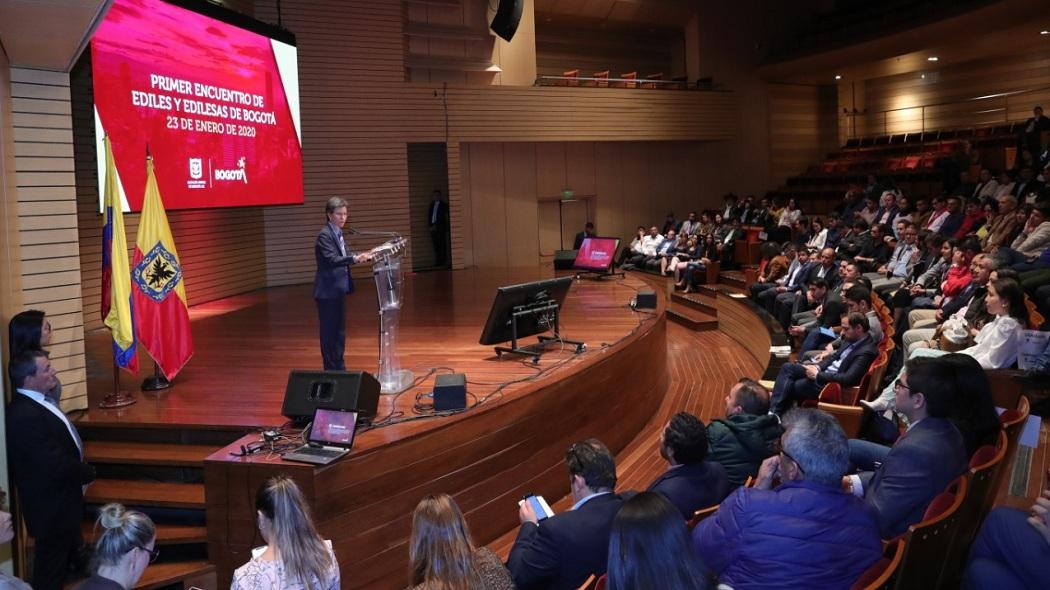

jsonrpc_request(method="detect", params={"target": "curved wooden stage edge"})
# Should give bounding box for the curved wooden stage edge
[81,268,675,588]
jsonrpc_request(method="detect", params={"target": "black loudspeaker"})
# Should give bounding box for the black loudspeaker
[434,373,467,411]
[282,370,381,424]
[490,0,523,42]
[553,249,578,270]
[632,289,657,310]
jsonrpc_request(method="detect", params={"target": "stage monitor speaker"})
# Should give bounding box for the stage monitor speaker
[553,249,578,270]
[282,370,380,424]
[490,0,523,42]
[434,373,467,411]
[632,289,657,310]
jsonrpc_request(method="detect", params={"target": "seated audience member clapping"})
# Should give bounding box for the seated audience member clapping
[232,476,339,590]
[846,357,968,539]
[963,470,1050,590]
[408,494,513,590]
[706,379,782,488]
[75,504,155,590]
[769,313,878,416]
[692,409,881,589]
[508,439,624,590]
[606,492,709,590]
[648,413,730,519]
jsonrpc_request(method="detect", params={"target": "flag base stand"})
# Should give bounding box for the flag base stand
[99,391,137,409]
[141,362,172,391]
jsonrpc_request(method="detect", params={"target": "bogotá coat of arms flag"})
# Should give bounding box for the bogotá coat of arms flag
[132,155,193,379]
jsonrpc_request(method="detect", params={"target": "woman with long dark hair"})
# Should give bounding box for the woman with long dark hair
[232,476,339,590]
[938,353,1002,456]
[8,309,60,403]
[408,494,512,590]
[606,492,708,590]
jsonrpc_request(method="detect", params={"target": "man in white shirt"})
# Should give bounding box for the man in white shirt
[7,350,95,590]
[640,226,663,257]
[973,168,999,199]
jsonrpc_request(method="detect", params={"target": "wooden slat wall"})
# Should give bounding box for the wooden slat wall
[69,62,269,335]
[863,48,1050,136]
[407,143,449,270]
[10,68,87,411]
[251,0,738,287]
[767,83,839,186]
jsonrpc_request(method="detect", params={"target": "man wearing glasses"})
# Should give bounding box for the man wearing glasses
[692,409,881,588]
[844,357,967,539]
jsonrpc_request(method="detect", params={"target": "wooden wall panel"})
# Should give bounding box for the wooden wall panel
[503,142,539,265]
[466,143,508,268]
[11,68,87,411]
[862,48,1050,136]
[535,25,680,79]
[767,83,839,186]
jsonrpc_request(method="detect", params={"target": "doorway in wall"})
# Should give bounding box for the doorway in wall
[408,143,450,270]
[538,196,595,260]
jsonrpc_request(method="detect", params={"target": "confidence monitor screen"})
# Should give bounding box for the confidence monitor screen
[91,0,303,212]
[574,237,620,272]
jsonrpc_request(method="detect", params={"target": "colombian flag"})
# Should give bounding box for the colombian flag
[101,136,138,373]
[131,156,193,379]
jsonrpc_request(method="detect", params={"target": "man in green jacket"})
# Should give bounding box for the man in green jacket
[706,378,784,488]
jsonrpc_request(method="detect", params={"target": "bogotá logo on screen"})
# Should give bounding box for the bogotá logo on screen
[214,157,248,184]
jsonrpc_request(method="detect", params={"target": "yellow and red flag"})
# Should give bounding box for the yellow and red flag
[131,156,193,379]
[101,136,139,373]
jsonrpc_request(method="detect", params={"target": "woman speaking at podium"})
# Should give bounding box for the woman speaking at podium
[314,197,374,371]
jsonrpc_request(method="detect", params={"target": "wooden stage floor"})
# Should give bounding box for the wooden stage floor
[81,267,656,431]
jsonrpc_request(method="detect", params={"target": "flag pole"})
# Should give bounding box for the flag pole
[100,360,137,408]
[141,361,172,391]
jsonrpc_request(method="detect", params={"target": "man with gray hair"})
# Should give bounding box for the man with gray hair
[693,409,881,588]
[314,197,374,370]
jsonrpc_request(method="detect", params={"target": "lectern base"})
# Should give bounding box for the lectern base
[379,369,415,394]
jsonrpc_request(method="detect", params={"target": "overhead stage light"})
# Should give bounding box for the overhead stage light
[927,56,939,62]
[835,75,842,80]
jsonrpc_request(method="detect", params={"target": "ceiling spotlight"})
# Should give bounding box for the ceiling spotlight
[927,56,939,62]
[835,75,842,80]
[921,74,926,79]
[1041,30,1049,35]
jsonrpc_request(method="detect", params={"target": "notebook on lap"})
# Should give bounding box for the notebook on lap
[281,407,359,465]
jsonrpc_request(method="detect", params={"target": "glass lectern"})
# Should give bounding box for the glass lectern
[372,237,413,393]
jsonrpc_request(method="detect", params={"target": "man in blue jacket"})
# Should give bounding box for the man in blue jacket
[693,408,882,589]
[508,438,624,590]
[647,412,731,519]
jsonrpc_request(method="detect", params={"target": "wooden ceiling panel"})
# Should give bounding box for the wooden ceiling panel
[0,0,109,71]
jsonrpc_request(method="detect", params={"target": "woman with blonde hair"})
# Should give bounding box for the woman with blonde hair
[232,475,339,590]
[75,503,156,590]
[409,494,513,590]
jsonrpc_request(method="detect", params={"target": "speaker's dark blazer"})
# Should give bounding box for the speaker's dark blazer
[860,416,967,539]
[6,392,94,539]
[816,334,877,387]
[313,223,356,299]
[507,493,624,590]
[647,461,731,519]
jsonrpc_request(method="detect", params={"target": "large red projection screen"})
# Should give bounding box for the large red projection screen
[92,0,303,211]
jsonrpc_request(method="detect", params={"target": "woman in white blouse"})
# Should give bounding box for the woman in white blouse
[805,218,829,250]
[863,277,1028,413]
[778,198,801,228]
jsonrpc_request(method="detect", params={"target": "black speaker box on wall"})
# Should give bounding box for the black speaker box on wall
[490,0,523,42]
[553,249,579,270]
[282,370,381,424]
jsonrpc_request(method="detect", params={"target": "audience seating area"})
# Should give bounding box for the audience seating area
[536,69,709,90]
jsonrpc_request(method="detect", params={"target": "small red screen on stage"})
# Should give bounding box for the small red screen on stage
[91,0,303,211]
[310,408,358,446]
[574,237,620,272]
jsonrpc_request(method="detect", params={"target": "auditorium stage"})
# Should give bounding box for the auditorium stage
[78,267,669,588]
[81,267,660,430]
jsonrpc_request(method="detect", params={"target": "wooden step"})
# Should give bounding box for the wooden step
[719,271,748,289]
[136,560,215,590]
[84,441,218,467]
[83,521,207,545]
[671,291,718,316]
[85,480,205,509]
[666,305,718,331]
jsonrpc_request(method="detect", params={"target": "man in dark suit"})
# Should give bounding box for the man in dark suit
[7,350,95,590]
[314,197,374,371]
[846,356,968,539]
[770,312,878,415]
[428,189,450,267]
[573,222,596,250]
[508,439,624,590]
[1020,105,1050,157]
[1012,166,1045,203]
[648,412,731,519]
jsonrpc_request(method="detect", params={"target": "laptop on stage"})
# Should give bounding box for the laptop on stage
[281,407,359,465]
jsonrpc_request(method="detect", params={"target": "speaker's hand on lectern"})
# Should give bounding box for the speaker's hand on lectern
[353,251,374,264]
